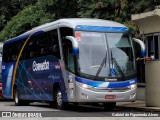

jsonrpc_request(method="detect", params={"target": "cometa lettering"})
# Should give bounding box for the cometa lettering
[32,60,49,71]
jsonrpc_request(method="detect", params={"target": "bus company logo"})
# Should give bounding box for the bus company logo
[32,60,49,72]
[2,112,11,117]
[108,88,113,92]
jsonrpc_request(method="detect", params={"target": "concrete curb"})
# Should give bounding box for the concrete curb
[116,101,160,112]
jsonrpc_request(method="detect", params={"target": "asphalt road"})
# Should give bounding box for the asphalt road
[0,99,159,120]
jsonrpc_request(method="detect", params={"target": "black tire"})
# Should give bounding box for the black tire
[103,102,116,111]
[14,88,30,106]
[54,89,68,110]
[49,101,56,108]
[91,103,99,107]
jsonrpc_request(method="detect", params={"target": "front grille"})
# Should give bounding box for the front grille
[92,87,130,92]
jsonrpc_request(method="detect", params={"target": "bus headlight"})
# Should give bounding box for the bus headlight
[128,84,136,90]
[76,82,93,89]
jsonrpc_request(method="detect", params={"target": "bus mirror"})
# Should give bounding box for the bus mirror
[132,38,146,57]
[65,36,79,55]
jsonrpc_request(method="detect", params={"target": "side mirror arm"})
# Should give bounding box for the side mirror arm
[132,38,153,61]
[132,38,146,57]
[65,36,79,55]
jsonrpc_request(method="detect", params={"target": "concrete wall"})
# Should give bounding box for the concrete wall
[132,9,160,35]
[132,8,160,103]
[136,86,145,100]
[145,60,160,106]
[133,16,160,35]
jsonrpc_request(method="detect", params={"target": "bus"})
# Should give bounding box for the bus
[2,18,145,110]
[0,42,3,97]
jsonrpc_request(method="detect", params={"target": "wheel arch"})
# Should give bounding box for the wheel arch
[53,82,60,90]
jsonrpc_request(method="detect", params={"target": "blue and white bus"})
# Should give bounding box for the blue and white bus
[2,18,145,110]
[0,42,3,97]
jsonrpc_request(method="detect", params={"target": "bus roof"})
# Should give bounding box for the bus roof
[4,18,128,44]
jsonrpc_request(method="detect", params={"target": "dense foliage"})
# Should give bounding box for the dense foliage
[0,0,38,31]
[0,0,160,41]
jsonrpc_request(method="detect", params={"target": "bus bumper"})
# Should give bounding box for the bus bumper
[75,85,136,102]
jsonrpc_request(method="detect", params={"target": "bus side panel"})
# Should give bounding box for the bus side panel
[2,62,15,99]
[15,55,68,101]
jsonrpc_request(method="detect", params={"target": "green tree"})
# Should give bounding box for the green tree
[78,0,160,34]
[1,0,160,41]
[0,0,79,41]
[0,0,38,31]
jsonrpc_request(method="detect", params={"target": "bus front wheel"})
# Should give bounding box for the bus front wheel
[55,89,68,110]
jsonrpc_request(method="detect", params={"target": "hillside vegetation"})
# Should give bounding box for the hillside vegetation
[0,0,160,40]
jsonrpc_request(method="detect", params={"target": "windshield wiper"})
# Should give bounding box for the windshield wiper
[96,51,107,77]
[111,57,125,79]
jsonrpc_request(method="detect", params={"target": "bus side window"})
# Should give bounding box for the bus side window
[67,48,75,72]
[19,40,25,60]
[3,44,10,62]
[12,55,17,61]
[50,29,60,59]
[3,41,22,62]
[29,41,36,58]
[63,41,75,73]
[24,37,38,59]
[60,27,74,72]
[38,33,49,56]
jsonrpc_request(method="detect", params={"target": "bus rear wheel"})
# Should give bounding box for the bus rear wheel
[14,88,29,106]
[55,89,68,110]
[103,102,116,111]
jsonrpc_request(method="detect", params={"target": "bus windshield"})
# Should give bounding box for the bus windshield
[77,31,136,79]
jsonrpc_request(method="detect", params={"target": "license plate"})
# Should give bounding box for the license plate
[105,95,116,99]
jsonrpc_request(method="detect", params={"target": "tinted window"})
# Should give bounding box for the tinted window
[3,40,23,62]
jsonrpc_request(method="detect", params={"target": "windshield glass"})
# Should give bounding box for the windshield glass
[77,32,109,77]
[76,31,136,78]
[107,33,136,77]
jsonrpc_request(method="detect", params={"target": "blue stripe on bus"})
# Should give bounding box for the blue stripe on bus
[141,49,146,57]
[75,77,137,88]
[75,25,129,32]
[73,48,79,55]
[5,31,44,44]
